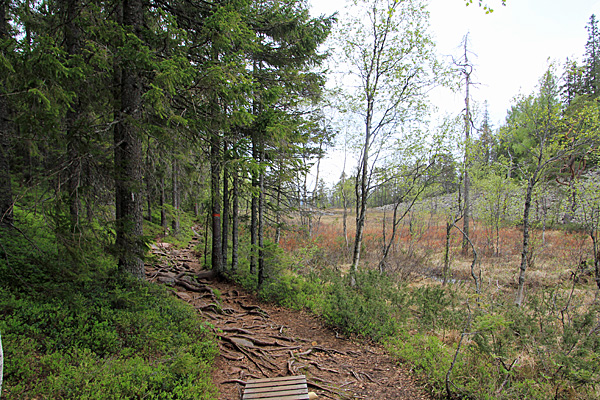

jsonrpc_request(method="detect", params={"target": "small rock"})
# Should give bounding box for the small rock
[230,337,255,348]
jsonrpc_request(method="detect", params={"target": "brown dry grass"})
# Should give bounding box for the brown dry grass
[279,207,597,293]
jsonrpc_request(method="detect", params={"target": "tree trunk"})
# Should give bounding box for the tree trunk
[145,138,152,223]
[516,177,535,306]
[67,140,81,231]
[275,172,282,244]
[63,0,81,231]
[351,98,372,286]
[231,166,239,271]
[210,132,222,276]
[592,233,600,291]
[160,173,167,233]
[171,153,180,235]
[443,222,452,285]
[379,208,387,274]
[0,331,3,398]
[461,35,472,255]
[222,142,229,268]
[0,97,12,227]
[0,0,13,227]
[114,0,144,279]
[257,167,265,287]
[64,0,82,232]
[342,181,348,253]
[250,134,258,274]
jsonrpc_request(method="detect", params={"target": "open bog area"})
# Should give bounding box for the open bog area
[264,205,600,399]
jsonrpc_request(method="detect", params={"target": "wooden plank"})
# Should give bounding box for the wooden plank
[242,375,308,400]
[245,384,308,394]
[244,396,308,400]
[242,389,309,399]
[246,376,306,384]
[246,379,306,389]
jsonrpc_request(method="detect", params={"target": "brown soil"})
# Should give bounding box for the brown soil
[146,238,432,400]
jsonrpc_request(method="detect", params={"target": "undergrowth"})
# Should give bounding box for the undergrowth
[0,208,218,399]
[230,232,600,400]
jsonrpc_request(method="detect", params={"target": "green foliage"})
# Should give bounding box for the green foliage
[229,232,600,399]
[410,286,463,331]
[237,253,407,340]
[386,287,600,400]
[472,164,521,254]
[321,270,405,340]
[386,332,458,397]
[0,220,217,399]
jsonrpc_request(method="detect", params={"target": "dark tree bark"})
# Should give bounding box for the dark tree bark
[516,175,536,306]
[145,138,152,223]
[460,37,473,256]
[160,173,167,233]
[114,0,145,278]
[250,133,258,274]
[222,141,229,268]
[171,152,180,234]
[257,164,265,288]
[210,132,223,276]
[63,0,82,232]
[351,99,372,286]
[0,114,11,227]
[231,166,239,271]
[0,0,13,227]
[275,176,282,244]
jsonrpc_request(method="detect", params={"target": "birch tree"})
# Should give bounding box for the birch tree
[337,0,439,284]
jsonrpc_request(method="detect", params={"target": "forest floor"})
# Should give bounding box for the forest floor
[145,236,432,400]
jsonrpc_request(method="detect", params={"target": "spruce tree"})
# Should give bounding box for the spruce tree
[0,0,12,226]
[584,14,600,98]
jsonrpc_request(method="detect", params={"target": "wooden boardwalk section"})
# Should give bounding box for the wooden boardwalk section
[242,375,309,400]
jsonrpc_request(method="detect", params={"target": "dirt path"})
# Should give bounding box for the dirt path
[146,238,431,400]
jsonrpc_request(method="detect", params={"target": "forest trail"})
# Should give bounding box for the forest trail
[145,236,431,400]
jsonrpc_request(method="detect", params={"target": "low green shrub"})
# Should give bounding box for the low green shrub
[0,213,218,399]
[321,270,406,340]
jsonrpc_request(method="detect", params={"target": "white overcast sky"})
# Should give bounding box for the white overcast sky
[308,0,600,185]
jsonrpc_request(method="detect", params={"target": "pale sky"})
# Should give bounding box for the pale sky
[308,0,600,185]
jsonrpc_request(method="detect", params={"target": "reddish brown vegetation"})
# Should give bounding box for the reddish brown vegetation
[279,209,593,288]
